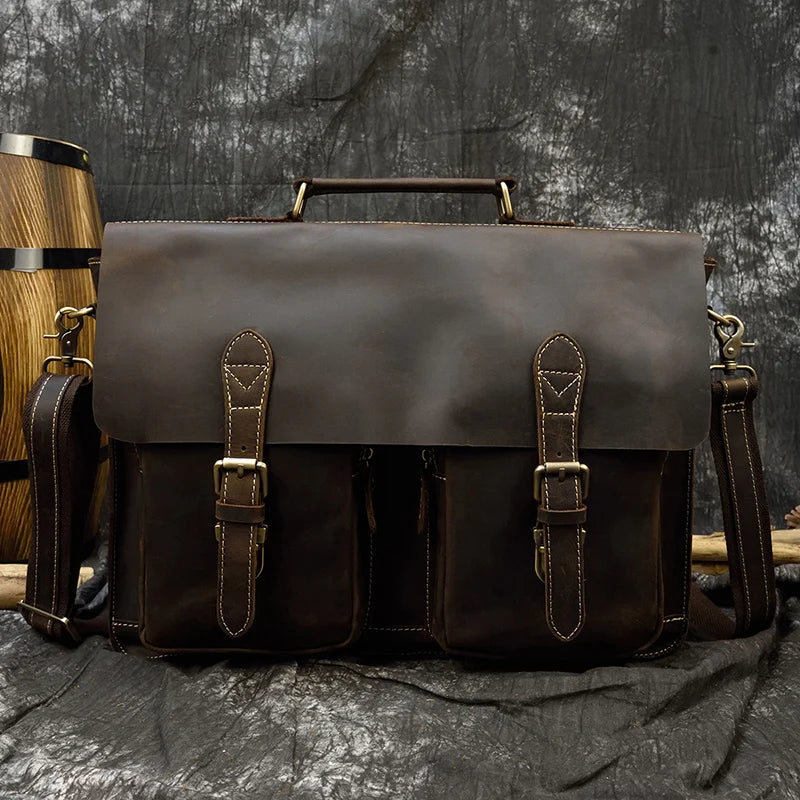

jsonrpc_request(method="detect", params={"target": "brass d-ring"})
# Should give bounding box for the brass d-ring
[498,181,515,221]
[291,181,308,220]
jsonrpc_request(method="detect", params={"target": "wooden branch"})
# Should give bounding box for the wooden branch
[692,529,800,574]
[0,564,93,610]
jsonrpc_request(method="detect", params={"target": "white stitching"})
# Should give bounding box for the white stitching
[681,451,693,614]
[739,378,770,613]
[219,331,270,637]
[115,220,683,233]
[541,373,580,398]
[28,375,52,609]
[49,379,71,617]
[720,380,751,629]
[369,626,427,632]
[536,335,585,641]
[632,639,682,659]
[631,613,687,660]
[224,364,267,391]
[109,445,128,655]
[425,468,431,635]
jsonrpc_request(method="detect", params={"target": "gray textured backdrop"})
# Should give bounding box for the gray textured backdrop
[2,0,798,529]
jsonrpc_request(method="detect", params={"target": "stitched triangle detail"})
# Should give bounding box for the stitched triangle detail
[541,371,580,398]
[226,364,267,391]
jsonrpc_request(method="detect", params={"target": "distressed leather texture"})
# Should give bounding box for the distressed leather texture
[16,215,762,661]
[708,376,775,635]
[93,222,709,451]
[19,374,99,644]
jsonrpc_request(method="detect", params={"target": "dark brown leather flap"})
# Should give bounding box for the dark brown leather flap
[94,221,709,450]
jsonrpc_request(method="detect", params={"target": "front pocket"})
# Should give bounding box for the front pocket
[431,448,666,660]
[138,444,367,654]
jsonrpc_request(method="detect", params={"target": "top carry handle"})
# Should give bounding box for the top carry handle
[290,176,519,222]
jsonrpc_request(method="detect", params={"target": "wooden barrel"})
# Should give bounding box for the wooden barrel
[0,133,101,562]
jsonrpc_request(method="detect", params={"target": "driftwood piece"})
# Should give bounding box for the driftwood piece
[692,529,800,574]
[0,563,93,609]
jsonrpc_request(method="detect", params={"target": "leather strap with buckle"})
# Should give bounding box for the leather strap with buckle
[214,330,274,639]
[18,372,100,645]
[532,333,589,642]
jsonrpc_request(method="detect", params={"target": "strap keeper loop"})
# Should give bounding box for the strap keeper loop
[215,501,266,525]
[536,506,588,526]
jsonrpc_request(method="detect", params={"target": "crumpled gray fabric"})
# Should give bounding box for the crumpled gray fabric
[1,587,799,800]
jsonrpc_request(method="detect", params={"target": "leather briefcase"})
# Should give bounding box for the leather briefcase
[18,177,775,662]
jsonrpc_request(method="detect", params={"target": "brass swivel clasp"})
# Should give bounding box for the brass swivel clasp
[42,304,96,373]
[707,307,756,376]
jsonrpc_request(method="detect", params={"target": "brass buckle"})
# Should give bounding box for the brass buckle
[533,527,546,582]
[533,462,590,503]
[214,524,268,577]
[18,601,82,643]
[213,458,268,499]
[533,527,586,583]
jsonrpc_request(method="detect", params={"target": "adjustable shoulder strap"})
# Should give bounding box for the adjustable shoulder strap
[18,372,100,644]
[691,374,776,639]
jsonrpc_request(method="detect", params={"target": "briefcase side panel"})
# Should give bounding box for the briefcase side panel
[137,444,367,654]
[430,448,666,660]
[634,450,694,658]
[108,441,143,651]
